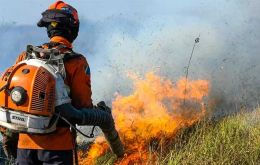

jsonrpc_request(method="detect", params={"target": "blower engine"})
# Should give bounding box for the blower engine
[0,45,71,134]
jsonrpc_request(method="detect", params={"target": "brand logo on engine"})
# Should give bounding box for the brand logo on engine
[12,116,25,122]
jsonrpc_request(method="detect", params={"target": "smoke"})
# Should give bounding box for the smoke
[0,0,259,117]
[83,4,260,117]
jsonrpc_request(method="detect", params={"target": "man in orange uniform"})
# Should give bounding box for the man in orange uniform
[15,1,93,164]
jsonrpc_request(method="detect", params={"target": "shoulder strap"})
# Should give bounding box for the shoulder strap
[63,51,84,62]
[26,43,84,73]
[26,45,60,60]
[42,42,83,62]
[43,42,69,49]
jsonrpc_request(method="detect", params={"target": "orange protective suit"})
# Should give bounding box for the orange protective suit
[16,36,93,150]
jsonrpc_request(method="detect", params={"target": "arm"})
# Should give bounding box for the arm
[58,56,124,157]
[65,55,93,109]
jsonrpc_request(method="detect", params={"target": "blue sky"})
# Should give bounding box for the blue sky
[0,0,189,24]
[0,0,258,25]
[0,0,259,108]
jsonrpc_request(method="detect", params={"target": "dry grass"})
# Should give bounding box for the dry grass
[163,108,260,165]
[95,108,260,165]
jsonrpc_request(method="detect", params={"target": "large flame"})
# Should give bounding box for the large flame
[79,72,209,165]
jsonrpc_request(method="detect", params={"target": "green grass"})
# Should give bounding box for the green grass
[95,108,260,165]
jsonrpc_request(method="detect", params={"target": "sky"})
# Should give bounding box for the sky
[0,0,196,24]
[0,0,259,115]
[1,0,258,25]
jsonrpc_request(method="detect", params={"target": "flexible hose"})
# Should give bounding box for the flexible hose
[55,103,115,132]
[55,103,124,157]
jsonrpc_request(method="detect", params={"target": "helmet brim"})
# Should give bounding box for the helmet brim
[37,9,78,27]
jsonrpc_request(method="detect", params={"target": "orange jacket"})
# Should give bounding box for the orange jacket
[16,36,93,150]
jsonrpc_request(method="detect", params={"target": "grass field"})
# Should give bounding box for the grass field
[92,108,260,165]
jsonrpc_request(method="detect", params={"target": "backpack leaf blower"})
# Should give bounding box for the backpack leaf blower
[0,45,124,157]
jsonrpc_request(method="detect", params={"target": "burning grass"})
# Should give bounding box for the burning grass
[78,72,260,165]
[78,72,209,164]
[85,108,260,165]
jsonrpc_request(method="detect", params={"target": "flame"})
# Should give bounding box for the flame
[78,137,109,165]
[79,72,209,165]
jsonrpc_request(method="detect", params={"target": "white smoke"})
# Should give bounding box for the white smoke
[0,0,259,116]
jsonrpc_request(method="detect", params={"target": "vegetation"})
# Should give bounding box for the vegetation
[95,108,260,165]
[1,108,259,164]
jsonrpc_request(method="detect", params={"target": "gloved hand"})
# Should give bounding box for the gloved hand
[96,101,111,114]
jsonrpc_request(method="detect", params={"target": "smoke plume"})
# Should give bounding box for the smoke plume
[0,0,259,117]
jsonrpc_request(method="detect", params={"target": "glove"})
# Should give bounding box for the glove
[96,101,111,114]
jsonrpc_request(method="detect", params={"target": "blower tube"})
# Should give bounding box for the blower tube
[55,103,124,157]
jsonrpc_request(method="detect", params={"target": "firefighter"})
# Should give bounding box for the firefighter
[1,1,123,164]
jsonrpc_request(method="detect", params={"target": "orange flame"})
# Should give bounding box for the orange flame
[79,72,209,165]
